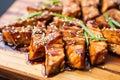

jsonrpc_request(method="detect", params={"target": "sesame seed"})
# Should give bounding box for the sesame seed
[102,66,105,69]
[17,35,21,38]
[26,36,28,39]
[89,69,92,72]
[103,56,105,59]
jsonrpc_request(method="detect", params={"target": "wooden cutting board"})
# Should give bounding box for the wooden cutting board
[0,0,120,80]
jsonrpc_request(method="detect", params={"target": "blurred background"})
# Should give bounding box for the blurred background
[0,0,14,16]
[0,1,15,80]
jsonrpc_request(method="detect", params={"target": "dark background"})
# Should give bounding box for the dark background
[0,0,15,16]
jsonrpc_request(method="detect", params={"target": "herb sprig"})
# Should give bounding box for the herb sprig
[103,13,116,29]
[84,32,89,46]
[78,22,107,41]
[53,13,74,21]
[17,11,42,20]
[111,19,120,27]
[103,13,120,29]
[43,0,60,6]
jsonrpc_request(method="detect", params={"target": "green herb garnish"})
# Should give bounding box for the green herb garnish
[53,13,74,21]
[103,13,116,29]
[90,37,107,41]
[17,11,42,20]
[83,31,106,47]
[53,13,107,41]
[79,22,94,38]
[103,13,120,28]
[43,0,60,6]
[84,32,89,46]
[111,19,120,28]
[79,22,107,41]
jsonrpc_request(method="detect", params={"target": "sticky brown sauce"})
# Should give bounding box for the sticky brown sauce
[0,34,45,65]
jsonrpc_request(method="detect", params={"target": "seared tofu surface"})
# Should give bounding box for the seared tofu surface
[29,22,46,60]
[87,21,108,65]
[80,0,100,21]
[96,9,120,28]
[45,25,65,76]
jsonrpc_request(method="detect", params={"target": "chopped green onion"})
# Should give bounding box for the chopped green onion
[78,22,94,38]
[103,13,116,29]
[53,13,107,41]
[17,17,22,21]
[17,11,42,20]
[53,13,74,21]
[79,22,107,41]
[104,12,120,28]
[111,19,120,28]
[90,37,107,41]
[84,32,89,46]
[43,0,60,6]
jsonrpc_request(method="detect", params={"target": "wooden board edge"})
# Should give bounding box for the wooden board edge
[0,65,48,80]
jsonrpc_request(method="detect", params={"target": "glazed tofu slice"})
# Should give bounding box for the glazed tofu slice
[53,18,85,69]
[27,1,62,13]
[80,0,99,7]
[82,6,99,21]
[80,0,100,21]
[27,6,62,13]
[62,0,81,18]
[45,44,65,76]
[2,11,52,46]
[102,28,120,55]
[65,38,85,69]
[2,26,32,47]
[61,26,83,38]
[0,11,52,32]
[45,31,63,45]
[102,29,120,44]
[101,0,117,13]
[45,25,65,76]
[29,22,46,60]
[96,9,120,28]
[87,21,108,65]
[89,40,108,65]
[61,25,85,69]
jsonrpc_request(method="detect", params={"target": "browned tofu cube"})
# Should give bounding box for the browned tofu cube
[2,26,32,46]
[66,39,85,69]
[102,28,120,55]
[96,9,120,28]
[27,1,62,13]
[60,23,85,69]
[89,40,107,65]
[62,0,81,18]
[101,0,117,13]
[80,0,100,21]
[102,29,120,44]
[29,33,45,60]
[87,21,108,65]
[45,44,65,76]
[82,6,99,21]
[45,25,65,76]
[29,22,46,60]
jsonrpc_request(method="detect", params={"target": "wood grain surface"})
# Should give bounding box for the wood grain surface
[0,0,120,80]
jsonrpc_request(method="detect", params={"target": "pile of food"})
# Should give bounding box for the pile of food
[1,0,120,77]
